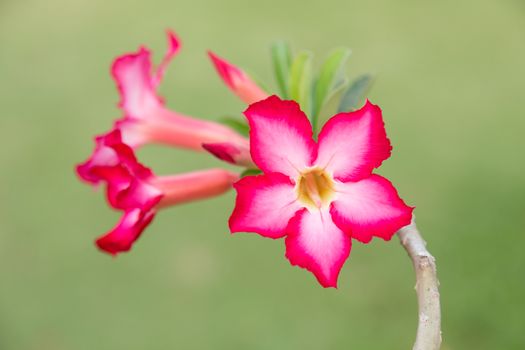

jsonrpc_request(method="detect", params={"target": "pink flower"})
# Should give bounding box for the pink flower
[208,51,269,105]
[77,130,238,255]
[229,96,413,288]
[97,168,238,255]
[111,30,249,153]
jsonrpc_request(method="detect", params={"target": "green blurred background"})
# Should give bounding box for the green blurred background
[1,0,524,349]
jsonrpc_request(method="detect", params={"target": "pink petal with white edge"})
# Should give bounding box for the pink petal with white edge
[285,208,351,288]
[229,173,302,238]
[316,100,392,182]
[330,174,413,243]
[96,208,156,255]
[208,51,269,104]
[244,96,316,177]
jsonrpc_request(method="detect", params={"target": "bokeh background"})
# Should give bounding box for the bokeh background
[1,0,524,349]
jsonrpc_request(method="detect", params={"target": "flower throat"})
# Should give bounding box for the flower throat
[297,168,335,209]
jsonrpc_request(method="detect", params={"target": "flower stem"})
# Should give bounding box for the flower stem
[397,216,442,350]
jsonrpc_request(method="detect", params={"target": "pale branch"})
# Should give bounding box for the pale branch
[397,216,442,350]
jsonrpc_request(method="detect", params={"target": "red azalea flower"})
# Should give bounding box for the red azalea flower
[111,30,250,154]
[77,129,238,255]
[229,96,413,288]
[208,51,269,105]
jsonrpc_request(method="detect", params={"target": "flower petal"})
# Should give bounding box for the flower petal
[111,30,180,118]
[153,30,181,87]
[208,51,269,104]
[229,172,302,238]
[96,208,156,255]
[76,129,152,185]
[330,175,413,243]
[315,100,392,182]
[111,47,162,119]
[244,96,316,177]
[76,129,162,210]
[107,176,163,212]
[285,208,351,288]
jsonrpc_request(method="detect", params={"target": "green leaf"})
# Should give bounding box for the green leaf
[270,41,293,99]
[338,74,375,112]
[288,51,313,116]
[312,47,352,126]
[314,78,349,135]
[219,116,250,137]
[241,168,262,177]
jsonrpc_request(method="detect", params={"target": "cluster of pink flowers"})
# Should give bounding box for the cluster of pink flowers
[77,30,413,287]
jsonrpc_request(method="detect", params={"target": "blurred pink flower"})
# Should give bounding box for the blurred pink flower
[76,30,253,254]
[111,30,249,153]
[229,96,413,287]
[77,129,238,255]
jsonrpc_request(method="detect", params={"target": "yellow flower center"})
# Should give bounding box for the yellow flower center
[296,168,335,209]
